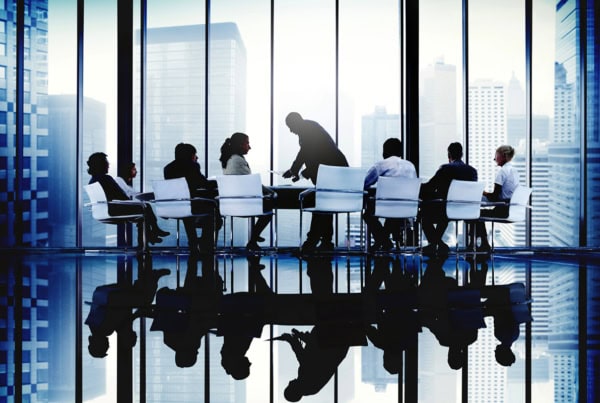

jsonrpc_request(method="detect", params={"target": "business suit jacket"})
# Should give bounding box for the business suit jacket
[289,119,348,184]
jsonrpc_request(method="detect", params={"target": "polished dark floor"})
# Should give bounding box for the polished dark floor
[1,248,599,403]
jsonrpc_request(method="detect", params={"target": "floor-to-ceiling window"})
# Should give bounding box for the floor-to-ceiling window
[0,1,598,248]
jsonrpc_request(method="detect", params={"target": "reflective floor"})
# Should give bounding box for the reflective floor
[2,248,599,403]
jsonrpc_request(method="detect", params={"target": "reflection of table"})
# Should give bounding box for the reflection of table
[269,186,312,210]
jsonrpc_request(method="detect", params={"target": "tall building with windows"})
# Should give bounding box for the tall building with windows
[360,106,400,170]
[0,0,48,246]
[468,80,507,187]
[140,23,246,184]
[419,59,457,179]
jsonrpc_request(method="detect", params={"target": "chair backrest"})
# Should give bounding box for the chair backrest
[314,165,365,212]
[84,182,110,221]
[152,178,193,219]
[506,185,532,222]
[374,176,421,218]
[216,174,264,216]
[446,180,486,220]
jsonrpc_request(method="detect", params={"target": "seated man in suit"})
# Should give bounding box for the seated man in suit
[164,143,221,253]
[419,142,478,256]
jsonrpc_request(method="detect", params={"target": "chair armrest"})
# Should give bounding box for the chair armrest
[299,188,316,200]
[215,195,264,200]
[108,199,144,206]
[316,188,367,195]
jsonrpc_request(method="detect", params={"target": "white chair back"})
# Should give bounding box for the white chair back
[374,176,421,218]
[84,182,111,221]
[216,174,264,217]
[314,165,364,212]
[446,180,486,220]
[152,178,193,219]
[506,185,532,222]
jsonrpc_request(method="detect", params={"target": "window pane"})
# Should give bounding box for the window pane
[82,0,117,247]
[531,0,556,247]
[546,0,581,247]
[209,0,271,248]
[274,0,336,247]
[586,0,599,248]
[419,0,463,179]
[139,0,206,249]
[469,0,526,248]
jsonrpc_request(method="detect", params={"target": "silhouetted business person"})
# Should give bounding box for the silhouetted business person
[282,112,349,251]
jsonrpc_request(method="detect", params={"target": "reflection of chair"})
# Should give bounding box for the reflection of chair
[152,178,214,249]
[84,182,146,249]
[372,176,422,251]
[478,185,532,252]
[215,174,276,251]
[446,180,486,253]
[299,165,365,251]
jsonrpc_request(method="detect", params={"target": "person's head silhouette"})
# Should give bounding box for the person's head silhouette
[284,379,302,402]
[447,346,465,370]
[222,355,251,380]
[495,344,516,366]
[285,112,303,134]
[175,348,198,368]
[88,334,109,358]
[383,351,401,374]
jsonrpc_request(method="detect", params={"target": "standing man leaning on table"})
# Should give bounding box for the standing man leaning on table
[282,112,349,251]
[419,142,478,256]
[164,143,221,254]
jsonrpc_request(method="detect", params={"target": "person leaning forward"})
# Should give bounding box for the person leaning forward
[163,143,221,253]
[282,112,349,251]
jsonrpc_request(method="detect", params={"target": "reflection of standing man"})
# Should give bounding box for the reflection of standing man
[282,112,349,251]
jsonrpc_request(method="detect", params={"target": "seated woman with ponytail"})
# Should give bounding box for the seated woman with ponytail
[219,132,275,250]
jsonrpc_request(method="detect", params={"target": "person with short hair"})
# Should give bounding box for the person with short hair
[87,152,167,244]
[419,142,478,256]
[363,138,417,251]
[164,143,220,253]
[475,145,520,252]
[282,112,349,251]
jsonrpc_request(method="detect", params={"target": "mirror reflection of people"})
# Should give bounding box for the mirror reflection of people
[87,152,168,244]
[219,132,275,250]
[418,257,484,370]
[151,255,222,367]
[365,256,420,374]
[276,257,367,402]
[85,267,170,358]
[282,112,349,251]
[483,282,532,367]
[218,255,272,379]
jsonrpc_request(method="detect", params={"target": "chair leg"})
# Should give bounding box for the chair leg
[490,222,495,254]
[230,217,234,251]
[176,219,180,250]
[346,212,350,252]
[299,211,303,251]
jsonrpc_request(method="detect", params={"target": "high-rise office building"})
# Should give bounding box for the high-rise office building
[138,23,247,247]
[360,106,400,171]
[0,0,48,246]
[468,79,507,187]
[141,23,246,183]
[420,59,457,179]
[48,95,106,247]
